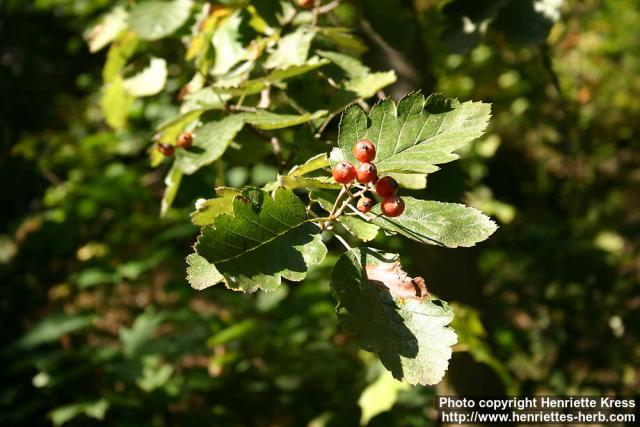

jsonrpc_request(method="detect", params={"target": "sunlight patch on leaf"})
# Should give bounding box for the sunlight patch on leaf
[331,248,457,385]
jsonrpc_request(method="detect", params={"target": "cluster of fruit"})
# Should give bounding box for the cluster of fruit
[332,139,405,217]
[156,131,193,157]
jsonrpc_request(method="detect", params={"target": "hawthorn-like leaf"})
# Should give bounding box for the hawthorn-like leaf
[241,110,327,130]
[213,57,329,96]
[190,187,240,226]
[129,0,193,41]
[316,27,368,54]
[123,58,167,97]
[332,91,491,174]
[318,50,397,98]
[195,188,327,292]
[330,248,457,385]
[264,27,314,69]
[344,72,397,99]
[175,115,244,175]
[371,197,497,248]
[211,10,246,75]
[186,252,224,290]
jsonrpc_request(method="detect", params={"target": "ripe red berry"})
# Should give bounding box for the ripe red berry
[375,176,399,197]
[332,161,356,184]
[353,139,376,163]
[297,0,314,9]
[356,197,375,213]
[381,196,405,217]
[176,131,193,148]
[356,162,377,184]
[156,143,175,157]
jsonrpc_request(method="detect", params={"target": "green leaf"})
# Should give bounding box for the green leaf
[264,27,314,69]
[288,153,329,176]
[190,187,240,226]
[388,172,427,190]
[371,197,497,248]
[330,248,457,385]
[358,366,409,425]
[333,92,491,174]
[100,75,133,130]
[180,87,231,114]
[195,188,327,292]
[123,57,167,97]
[49,400,109,426]
[119,307,165,357]
[160,163,182,217]
[278,175,340,190]
[186,252,224,290]
[317,50,370,78]
[85,6,128,53]
[316,27,368,55]
[129,0,193,41]
[211,10,247,75]
[175,115,245,175]
[14,313,92,350]
[102,31,138,83]
[213,57,330,96]
[241,110,327,130]
[344,71,397,99]
[318,51,397,98]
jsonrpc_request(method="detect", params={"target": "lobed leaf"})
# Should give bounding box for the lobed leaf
[195,188,327,292]
[330,248,457,385]
[333,91,491,174]
[371,197,497,248]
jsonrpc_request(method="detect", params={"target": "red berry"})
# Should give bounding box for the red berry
[332,161,356,184]
[298,0,314,9]
[156,143,175,157]
[176,131,193,148]
[356,162,377,184]
[381,196,405,217]
[353,139,376,163]
[356,197,375,213]
[375,176,398,197]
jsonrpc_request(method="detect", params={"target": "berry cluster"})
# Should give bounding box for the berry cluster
[156,131,193,157]
[331,139,405,217]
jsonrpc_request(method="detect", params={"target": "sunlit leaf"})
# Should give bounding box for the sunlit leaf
[333,91,491,174]
[129,0,193,41]
[211,10,247,75]
[190,187,240,226]
[195,188,327,292]
[123,57,167,97]
[331,248,457,385]
[264,27,314,69]
[371,197,497,248]
[175,115,245,175]
[85,6,128,52]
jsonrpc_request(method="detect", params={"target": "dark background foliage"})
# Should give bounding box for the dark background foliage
[1,0,638,425]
